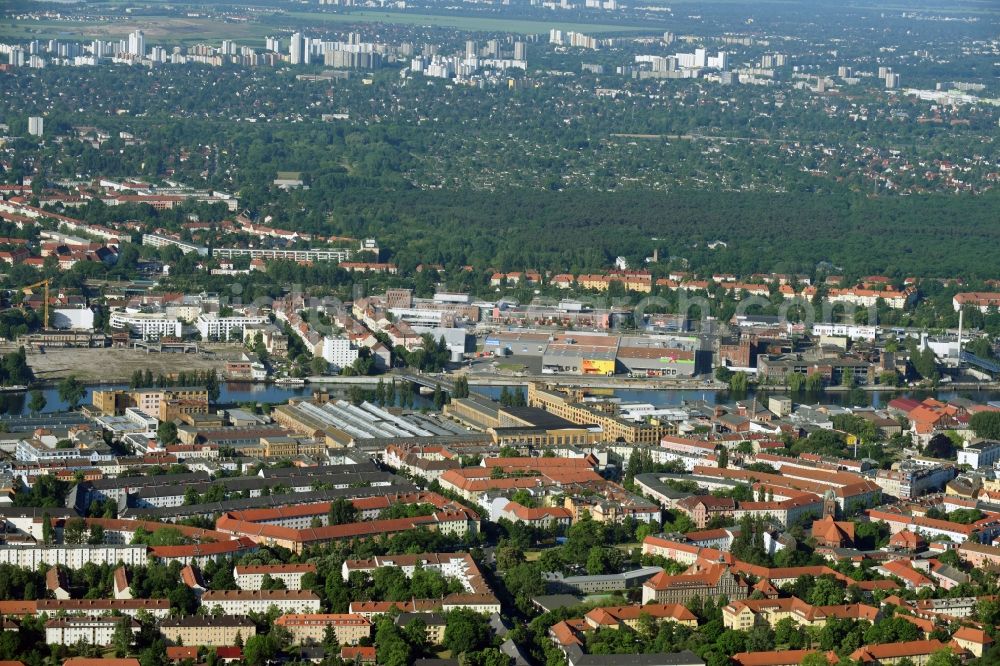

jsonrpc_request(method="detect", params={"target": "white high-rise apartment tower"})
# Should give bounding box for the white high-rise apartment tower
[289,32,304,64]
[127,30,145,57]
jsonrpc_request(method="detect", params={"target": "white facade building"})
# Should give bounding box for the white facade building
[200,590,321,615]
[958,441,1000,470]
[28,116,44,136]
[290,32,304,64]
[51,308,95,330]
[234,563,315,590]
[0,545,148,568]
[46,616,139,646]
[141,233,209,257]
[322,336,359,370]
[211,247,351,262]
[16,439,85,463]
[109,311,183,340]
[124,408,158,432]
[196,314,268,341]
[811,324,878,341]
[127,30,145,57]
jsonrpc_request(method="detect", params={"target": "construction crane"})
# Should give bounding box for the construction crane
[21,279,51,329]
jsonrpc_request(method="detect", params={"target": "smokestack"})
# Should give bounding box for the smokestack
[957,308,963,366]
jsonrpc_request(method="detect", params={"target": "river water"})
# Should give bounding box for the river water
[2,381,997,416]
[0,381,434,416]
[472,385,1000,410]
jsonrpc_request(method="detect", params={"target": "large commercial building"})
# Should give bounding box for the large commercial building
[527,383,675,444]
[92,387,209,421]
[616,346,706,378]
[542,344,617,376]
[273,398,443,446]
[488,405,603,448]
[757,353,876,386]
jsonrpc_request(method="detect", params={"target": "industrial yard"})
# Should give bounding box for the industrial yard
[23,346,235,383]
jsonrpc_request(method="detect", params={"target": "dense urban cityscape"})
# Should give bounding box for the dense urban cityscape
[0,0,998,666]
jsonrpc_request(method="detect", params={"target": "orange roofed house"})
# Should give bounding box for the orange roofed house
[952,626,994,658]
[850,640,965,665]
[676,496,736,529]
[732,650,836,666]
[339,647,375,664]
[812,515,855,548]
[274,614,371,646]
[583,604,697,631]
[724,596,878,631]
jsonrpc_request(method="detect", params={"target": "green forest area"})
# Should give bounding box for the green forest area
[318,187,1000,278]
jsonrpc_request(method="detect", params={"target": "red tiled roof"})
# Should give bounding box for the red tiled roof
[812,515,855,543]
[149,536,257,559]
[733,650,835,666]
[201,590,319,602]
[340,647,375,662]
[234,563,316,575]
[502,501,572,521]
[850,639,959,662]
[954,626,993,645]
[165,648,197,661]
[549,620,583,647]
[214,648,242,659]
[275,613,369,627]
[0,601,36,615]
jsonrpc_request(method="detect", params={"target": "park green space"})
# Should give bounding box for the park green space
[0,16,272,45]
[285,9,654,35]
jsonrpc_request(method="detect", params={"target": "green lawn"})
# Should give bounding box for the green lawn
[0,17,272,45]
[285,9,654,35]
[0,10,650,45]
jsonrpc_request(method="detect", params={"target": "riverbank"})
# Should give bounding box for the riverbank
[463,373,1000,393]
